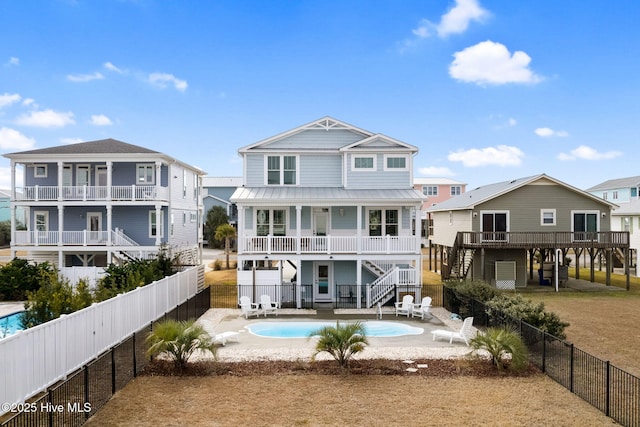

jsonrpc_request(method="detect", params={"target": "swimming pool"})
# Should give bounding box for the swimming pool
[246,321,424,338]
[0,311,25,339]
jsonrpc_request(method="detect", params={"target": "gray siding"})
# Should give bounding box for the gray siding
[299,154,342,187]
[346,153,411,189]
[264,129,363,150]
[245,154,264,187]
[475,183,611,232]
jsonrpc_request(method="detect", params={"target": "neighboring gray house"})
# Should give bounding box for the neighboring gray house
[3,139,205,267]
[230,116,425,308]
[427,174,630,288]
[202,176,241,224]
[586,175,640,204]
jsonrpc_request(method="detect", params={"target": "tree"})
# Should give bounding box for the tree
[0,259,55,301]
[309,321,369,369]
[146,319,216,372]
[215,223,237,269]
[204,206,228,248]
[470,326,529,371]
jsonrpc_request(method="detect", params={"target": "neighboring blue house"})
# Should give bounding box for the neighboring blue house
[586,175,640,204]
[202,176,241,225]
[3,139,205,267]
[230,117,425,308]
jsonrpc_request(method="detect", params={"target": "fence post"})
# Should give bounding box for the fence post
[542,332,546,373]
[84,366,90,420]
[111,348,116,394]
[569,344,574,393]
[606,361,611,417]
[133,332,138,378]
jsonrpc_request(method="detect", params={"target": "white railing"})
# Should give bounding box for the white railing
[0,266,201,416]
[14,229,140,247]
[16,185,168,202]
[367,267,418,308]
[240,235,419,255]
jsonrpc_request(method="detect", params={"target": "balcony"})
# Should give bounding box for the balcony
[239,235,420,255]
[456,231,630,249]
[14,229,139,247]
[15,185,168,202]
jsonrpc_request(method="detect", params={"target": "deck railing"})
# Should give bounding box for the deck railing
[239,235,419,255]
[14,229,139,246]
[457,231,629,249]
[15,185,168,202]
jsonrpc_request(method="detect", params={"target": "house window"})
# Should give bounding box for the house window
[267,155,297,185]
[632,188,638,198]
[622,217,632,233]
[183,170,187,198]
[256,208,286,236]
[193,174,198,200]
[423,186,438,197]
[149,210,164,238]
[613,191,618,200]
[602,192,608,200]
[190,212,197,223]
[352,156,376,171]
[450,186,461,196]
[34,164,48,178]
[481,212,508,241]
[572,211,598,240]
[137,164,155,185]
[35,211,49,232]
[541,209,556,226]
[384,155,408,171]
[368,209,398,236]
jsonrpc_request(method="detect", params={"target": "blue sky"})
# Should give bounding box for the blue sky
[1,0,638,190]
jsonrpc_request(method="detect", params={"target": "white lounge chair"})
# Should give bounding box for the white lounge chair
[411,296,432,320]
[260,294,279,317]
[239,296,260,319]
[212,330,239,346]
[394,294,413,317]
[431,316,475,346]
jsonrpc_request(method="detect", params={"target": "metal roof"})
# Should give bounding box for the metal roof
[231,186,425,205]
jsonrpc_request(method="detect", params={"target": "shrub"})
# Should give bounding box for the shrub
[470,326,529,371]
[0,258,54,301]
[20,274,93,328]
[486,294,569,339]
[309,321,369,369]
[213,260,222,271]
[146,319,216,372]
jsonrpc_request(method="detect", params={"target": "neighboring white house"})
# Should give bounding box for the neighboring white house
[230,116,425,308]
[3,138,206,267]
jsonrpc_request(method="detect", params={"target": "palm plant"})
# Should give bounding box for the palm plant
[470,326,529,371]
[146,319,216,372]
[309,321,369,369]
[215,223,237,269]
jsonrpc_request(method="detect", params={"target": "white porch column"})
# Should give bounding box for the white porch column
[107,205,112,245]
[57,161,64,202]
[356,205,362,254]
[58,205,64,247]
[237,206,244,254]
[296,205,302,254]
[155,161,162,196]
[356,258,362,309]
[155,204,162,246]
[106,161,113,200]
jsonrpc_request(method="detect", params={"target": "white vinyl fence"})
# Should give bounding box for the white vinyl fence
[59,266,106,288]
[0,266,200,415]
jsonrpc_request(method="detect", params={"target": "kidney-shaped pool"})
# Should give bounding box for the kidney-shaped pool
[245,320,424,339]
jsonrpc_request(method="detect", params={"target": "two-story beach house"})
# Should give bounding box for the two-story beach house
[4,138,205,268]
[230,117,425,308]
[427,174,630,289]
[413,177,467,241]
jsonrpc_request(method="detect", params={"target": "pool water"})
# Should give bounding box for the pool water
[0,311,25,339]
[246,321,424,338]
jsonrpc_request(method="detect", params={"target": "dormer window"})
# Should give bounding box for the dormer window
[266,155,297,185]
[383,155,408,171]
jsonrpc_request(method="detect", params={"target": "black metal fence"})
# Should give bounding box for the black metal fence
[0,287,211,427]
[210,283,444,309]
[443,286,640,427]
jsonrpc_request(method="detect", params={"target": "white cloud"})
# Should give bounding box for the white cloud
[67,72,104,82]
[557,145,622,161]
[508,118,517,126]
[448,145,524,167]
[22,98,36,107]
[535,127,569,137]
[104,62,123,73]
[449,40,543,85]
[0,127,36,150]
[148,73,188,92]
[437,0,490,37]
[0,93,21,108]
[90,114,112,126]
[15,109,75,128]
[5,57,19,67]
[0,167,17,189]
[418,166,455,176]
